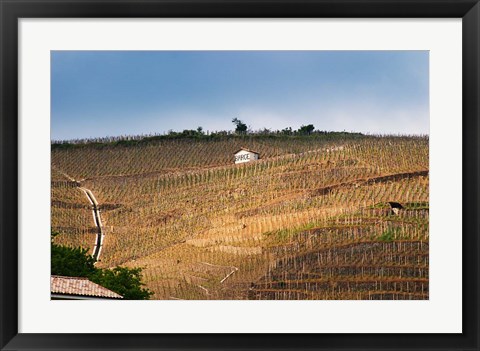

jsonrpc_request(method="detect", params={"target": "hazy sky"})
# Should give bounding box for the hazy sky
[51,51,429,140]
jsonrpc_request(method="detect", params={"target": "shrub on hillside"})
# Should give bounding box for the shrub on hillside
[51,231,153,300]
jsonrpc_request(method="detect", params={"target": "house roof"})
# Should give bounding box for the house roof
[233,147,259,155]
[51,275,123,299]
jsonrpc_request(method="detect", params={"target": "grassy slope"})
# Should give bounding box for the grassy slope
[51,135,429,299]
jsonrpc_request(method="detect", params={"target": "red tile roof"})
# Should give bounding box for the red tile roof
[51,275,123,299]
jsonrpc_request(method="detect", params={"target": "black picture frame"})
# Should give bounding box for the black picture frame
[1,1,479,350]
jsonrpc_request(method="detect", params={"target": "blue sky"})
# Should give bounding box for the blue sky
[51,51,429,140]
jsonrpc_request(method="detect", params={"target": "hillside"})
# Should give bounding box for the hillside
[51,134,429,300]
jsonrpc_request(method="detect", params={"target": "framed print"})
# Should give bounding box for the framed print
[1,0,479,350]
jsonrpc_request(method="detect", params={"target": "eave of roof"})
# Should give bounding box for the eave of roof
[233,147,259,155]
[51,275,123,299]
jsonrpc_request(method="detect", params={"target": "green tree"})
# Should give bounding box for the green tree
[90,267,153,300]
[51,231,153,300]
[232,118,248,134]
[51,242,96,277]
[297,124,315,135]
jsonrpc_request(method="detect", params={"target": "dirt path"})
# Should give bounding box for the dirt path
[310,170,429,197]
[53,165,105,262]
[78,187,105,261]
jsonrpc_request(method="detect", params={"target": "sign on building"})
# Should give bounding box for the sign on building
[234,148,260,164]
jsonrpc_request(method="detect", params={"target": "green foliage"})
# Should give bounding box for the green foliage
[378,227,400,242]
[172,129,205,137]
[232,118,248,134]
[265,221,321,243]
[90,267,153,300]
[51,231,153,300]
[297,124,315,135]
[265,228,292,242]
[404,201,429,210]
[51,130,368,150]
[51,241,97,277]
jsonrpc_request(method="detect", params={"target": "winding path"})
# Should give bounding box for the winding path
[79,187,105,261]
[53,165,105,262]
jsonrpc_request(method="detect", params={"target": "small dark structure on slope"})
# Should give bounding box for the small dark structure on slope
[388,201,404,215]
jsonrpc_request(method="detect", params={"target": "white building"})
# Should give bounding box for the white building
[234,148,260,164]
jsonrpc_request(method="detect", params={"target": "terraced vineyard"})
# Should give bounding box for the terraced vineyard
[51,134,429,299]
[51,168,95,251]
[253,205,428,300]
